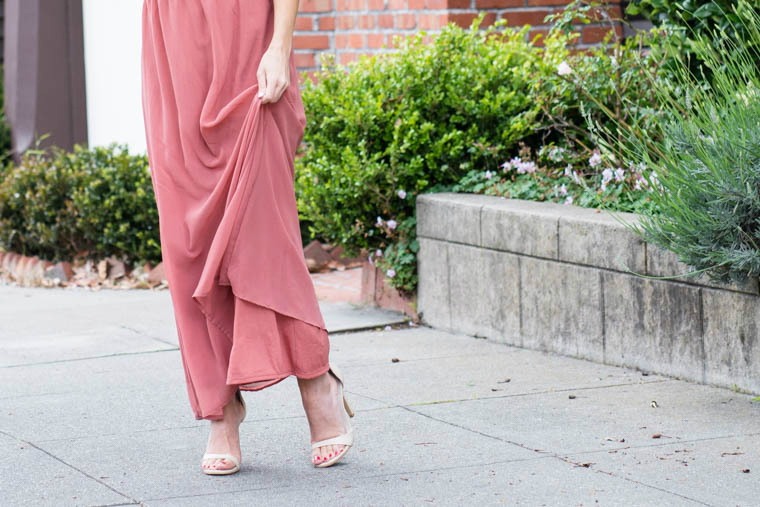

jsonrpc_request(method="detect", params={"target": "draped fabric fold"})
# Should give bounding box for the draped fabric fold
[141,0,330,421]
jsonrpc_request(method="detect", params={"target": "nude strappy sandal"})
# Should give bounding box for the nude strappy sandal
[312,365,355,468]
[202,389,246,475]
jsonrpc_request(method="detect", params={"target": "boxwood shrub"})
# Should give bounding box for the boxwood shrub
[296,14,542,293]
[0,143,160,264]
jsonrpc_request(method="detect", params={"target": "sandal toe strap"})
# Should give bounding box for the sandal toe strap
[312,430,354,449]
[202,453,240,467]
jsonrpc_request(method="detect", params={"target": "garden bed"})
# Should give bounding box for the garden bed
[416,192,760,394]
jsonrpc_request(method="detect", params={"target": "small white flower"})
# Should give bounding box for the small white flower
[376,216,384,226]
[565,195,574,205]
[384,325,392,331]
[559,184,568,196]
[375,248,383,257]
[557,61,573,76]
[484,170,493,179]
[516,160,537,174]
[397,189,407,199]
[602,168,614,184]
[589,152,602,168]
[572,171,582,184]
[564,164,573,178]
[614,167,625,182]
[386,219,397,230]
[386,269,396,278]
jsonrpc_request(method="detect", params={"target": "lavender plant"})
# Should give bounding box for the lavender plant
[600,1,760,285]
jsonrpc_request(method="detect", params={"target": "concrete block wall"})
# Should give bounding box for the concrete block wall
[416,192,760,394]
[294,0,624,82]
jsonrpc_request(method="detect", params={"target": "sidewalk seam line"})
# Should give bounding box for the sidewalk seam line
[0,429,141,504]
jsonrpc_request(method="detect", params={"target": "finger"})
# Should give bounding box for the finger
[263,78,276,104]
[269,78,287,103]
[256,67,267,101]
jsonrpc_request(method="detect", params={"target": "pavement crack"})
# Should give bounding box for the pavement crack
[401,379,671,408]
[400,404,551,457]
[557,455,715,506]
[140,454,554,504]
[0,348,177,369]
[0,429,142,504]
[401,405,717,507]
[118,324,179,348]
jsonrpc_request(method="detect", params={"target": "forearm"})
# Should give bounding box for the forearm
[269,0,299,53]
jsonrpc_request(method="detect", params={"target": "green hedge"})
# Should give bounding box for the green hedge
[0,143,160,264]
[295,15,541,294]
[296,11,664,293]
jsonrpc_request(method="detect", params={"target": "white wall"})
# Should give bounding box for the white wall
[82,0,146,154]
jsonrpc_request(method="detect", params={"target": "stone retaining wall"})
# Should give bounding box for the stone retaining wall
[416,192,760,394]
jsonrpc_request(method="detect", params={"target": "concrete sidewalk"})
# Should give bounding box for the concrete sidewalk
[0,285,758,506]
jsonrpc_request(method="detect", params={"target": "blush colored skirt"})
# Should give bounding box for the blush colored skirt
[140,0,330,421]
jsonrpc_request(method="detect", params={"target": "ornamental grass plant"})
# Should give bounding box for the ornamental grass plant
[602,1,760,286]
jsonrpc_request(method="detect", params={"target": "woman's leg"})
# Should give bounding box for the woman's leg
[202,390,246,471]
[297,371,352,464]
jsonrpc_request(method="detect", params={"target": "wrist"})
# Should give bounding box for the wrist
[268,39,292,54]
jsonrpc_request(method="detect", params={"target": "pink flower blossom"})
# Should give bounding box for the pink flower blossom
[386,269,396,278]
[614,167,625,182]
[589,152,602,168]
[516,160,537,174]
[375,248,383,257]
[386,219,397,230]
[376,216,384,226]
[484,170,493,179]
[397,189,407,199]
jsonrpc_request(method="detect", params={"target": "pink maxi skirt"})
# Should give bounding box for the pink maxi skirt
[140,0,330,421]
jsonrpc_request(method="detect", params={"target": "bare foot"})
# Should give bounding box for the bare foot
[298,370,350,465]
[202,391,246,472]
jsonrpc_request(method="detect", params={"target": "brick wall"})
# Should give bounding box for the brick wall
[294,0,625,83]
